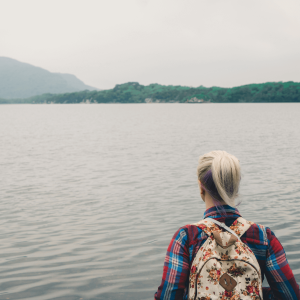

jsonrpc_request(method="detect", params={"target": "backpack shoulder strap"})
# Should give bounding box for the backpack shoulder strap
[192,218,223,236]
[193,217,254,238]
[229,217,253,238]
[207,218,241,241]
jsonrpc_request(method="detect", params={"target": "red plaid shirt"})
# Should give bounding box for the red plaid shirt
[155,205,300,300]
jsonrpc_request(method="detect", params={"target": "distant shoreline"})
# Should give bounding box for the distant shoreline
[1,81,300,104]
[2,102,300,106]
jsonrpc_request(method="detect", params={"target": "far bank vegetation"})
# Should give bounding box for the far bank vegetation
[1,81,300,104]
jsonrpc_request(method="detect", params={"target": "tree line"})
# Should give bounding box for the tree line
[1,81,300,104]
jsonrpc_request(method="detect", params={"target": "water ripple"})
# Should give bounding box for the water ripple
[0,103,299,299]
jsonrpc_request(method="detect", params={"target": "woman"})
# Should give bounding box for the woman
[154,151,299,300]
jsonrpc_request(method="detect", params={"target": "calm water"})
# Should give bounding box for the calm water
[0,103,299,300]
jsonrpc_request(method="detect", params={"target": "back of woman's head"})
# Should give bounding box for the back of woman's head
[197,151,241,207]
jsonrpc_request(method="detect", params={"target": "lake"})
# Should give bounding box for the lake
[0,103,299,300]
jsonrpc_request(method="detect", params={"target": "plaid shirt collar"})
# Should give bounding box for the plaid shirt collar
[203,205,242,219]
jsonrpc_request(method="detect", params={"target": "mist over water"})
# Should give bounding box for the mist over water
[0,103,299,300]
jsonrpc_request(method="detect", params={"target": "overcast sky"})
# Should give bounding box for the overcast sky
[1,0,300,89]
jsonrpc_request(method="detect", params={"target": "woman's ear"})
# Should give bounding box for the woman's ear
[198,180,205,201]
[200,186,205,197]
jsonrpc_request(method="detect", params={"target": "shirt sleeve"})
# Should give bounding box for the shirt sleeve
[263,227,300,300]
[154,227,191,300]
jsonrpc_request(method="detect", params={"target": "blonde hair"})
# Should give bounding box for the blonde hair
[197,151,241,207]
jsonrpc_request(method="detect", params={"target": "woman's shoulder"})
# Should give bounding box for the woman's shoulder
[172,220,278,248]
[170,223,208,247]
[243,220,275,246]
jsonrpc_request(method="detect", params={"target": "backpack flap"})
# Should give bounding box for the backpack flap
[212,231,238,249]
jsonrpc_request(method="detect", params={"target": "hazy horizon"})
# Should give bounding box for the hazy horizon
[1,0,300,90]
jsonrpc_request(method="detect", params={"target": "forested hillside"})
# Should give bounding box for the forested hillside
[1,81,300,104]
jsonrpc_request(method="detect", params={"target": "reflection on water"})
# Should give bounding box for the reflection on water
[0,103,299,300]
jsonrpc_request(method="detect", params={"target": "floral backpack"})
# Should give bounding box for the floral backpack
[188,217,263,300]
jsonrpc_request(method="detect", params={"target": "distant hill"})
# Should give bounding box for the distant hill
[2,81,300,104]
[0,57,97,99]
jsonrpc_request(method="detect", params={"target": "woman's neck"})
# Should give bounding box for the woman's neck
[203,191,226,210]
